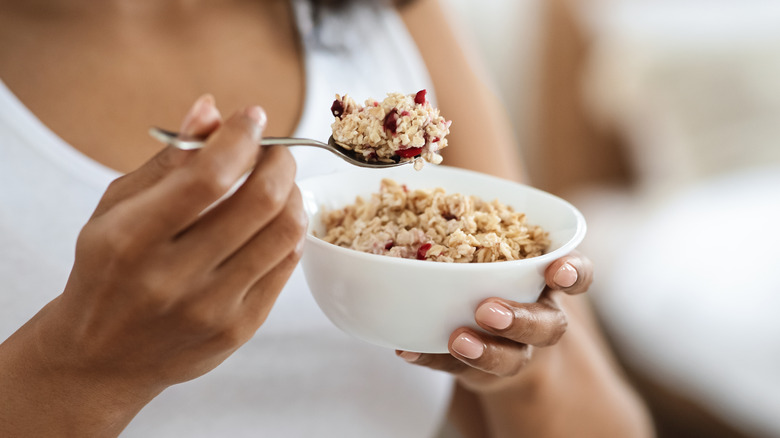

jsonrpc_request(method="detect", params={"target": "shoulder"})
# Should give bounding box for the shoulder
[398,0,525,181]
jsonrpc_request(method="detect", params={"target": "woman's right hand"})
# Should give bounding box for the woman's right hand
[0,95,306,435]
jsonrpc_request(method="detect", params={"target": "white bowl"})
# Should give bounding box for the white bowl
[299,165,586,353]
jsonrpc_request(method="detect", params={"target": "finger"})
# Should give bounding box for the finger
[544,251,593,295]
[397,329,535,379]
[449,329,534,378]
[92,94,222,218]
[240,240,304,329]
[154,188,302,351]
[174,145,297,268]
[167,238,302,360]
[205,187,307,304]
[474,292,568,347]
[194,245,303,354]
[179,94,222,137]
[105,107,267,248]
[396,351,472,376]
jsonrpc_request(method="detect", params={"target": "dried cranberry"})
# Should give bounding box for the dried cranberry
[401,110,410,117]
[396,147,423,158]
[330,99,344,118]
[414,89,427,105]
[385,241,394,250]
[417,243,432,260]
[431,137,440,143]
[383,109,399,133]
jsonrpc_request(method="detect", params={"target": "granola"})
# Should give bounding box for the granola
[330,90,451,170]
[320,179,549,263]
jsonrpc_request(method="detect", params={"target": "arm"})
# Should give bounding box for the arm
[400,0,523,182]
[399,1,653,437]
[0,97,306,436]
[532,0,633,194]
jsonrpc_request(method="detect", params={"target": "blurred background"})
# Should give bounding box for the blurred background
[447,0,780,437]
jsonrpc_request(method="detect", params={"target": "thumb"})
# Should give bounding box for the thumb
[179,93,222,137]
[543,251,593,295]
[92,94,223,218]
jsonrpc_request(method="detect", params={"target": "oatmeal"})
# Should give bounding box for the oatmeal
[320,179,549,263]
[330,90,451,170]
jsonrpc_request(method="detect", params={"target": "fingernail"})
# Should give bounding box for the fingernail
[554,262,578,288]
[398,351,421,362]
[451,333,484,360]
[180,94,215,134]
[476,302,513,330]
[243,106,267,141]
[244,105,267,127]
[294,235,306,254]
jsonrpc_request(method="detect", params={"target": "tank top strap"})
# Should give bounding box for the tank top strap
[289,0,436,180]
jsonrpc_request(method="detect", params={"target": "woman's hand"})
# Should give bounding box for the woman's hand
[54,95,306,387]
[0,95,306,435]
[397,252,593,393]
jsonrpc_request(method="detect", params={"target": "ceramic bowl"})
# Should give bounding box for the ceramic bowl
[299,165,586,353]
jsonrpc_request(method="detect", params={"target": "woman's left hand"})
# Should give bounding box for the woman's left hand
[397,252,593,393]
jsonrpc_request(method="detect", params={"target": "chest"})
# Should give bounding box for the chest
[0,4,304,173]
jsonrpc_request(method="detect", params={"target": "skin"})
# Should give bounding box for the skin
[401,1,653,436]
[0,0,653,436]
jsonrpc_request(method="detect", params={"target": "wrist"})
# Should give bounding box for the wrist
[458,338,563,398]
[470,312,653,438]
[1,299,161,437]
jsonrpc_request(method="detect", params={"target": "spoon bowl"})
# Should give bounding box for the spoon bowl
[149,127,410,169]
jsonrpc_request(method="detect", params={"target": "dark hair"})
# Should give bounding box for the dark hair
[309,0,414,11]
[309,0,347,7]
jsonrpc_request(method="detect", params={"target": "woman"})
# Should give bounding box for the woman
[0,0,652,436]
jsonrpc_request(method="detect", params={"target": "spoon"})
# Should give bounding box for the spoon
[148,127,410,169]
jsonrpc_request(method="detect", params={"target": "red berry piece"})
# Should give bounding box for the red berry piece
[396,147,423,158]
[385,240,394,250]
[414,89,427,105]
[330,99,344,118]
[383,109,399,133]
[417,243,432,260]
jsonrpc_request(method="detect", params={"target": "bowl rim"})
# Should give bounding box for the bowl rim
[299,165,587,270]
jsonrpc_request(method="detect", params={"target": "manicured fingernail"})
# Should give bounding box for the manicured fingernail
[243,106,267,141]
[294,235,306,254]
[398,351,421,362]
[244,105,267,127]
[476,302,513,330]
[180,94,215,134]
[452,333,484,359]
[554,262,578,288]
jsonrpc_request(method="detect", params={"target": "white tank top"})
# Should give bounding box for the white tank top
[0,1,453,436]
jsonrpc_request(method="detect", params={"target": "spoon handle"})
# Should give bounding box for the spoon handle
[148,127,327,150]
[149,126,409,169]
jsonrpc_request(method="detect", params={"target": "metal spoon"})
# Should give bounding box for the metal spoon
[148,127,409,169]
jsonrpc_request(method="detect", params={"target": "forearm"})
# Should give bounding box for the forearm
[0,299,159,437]
[472,297,653,438]
[404,2,651,435]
